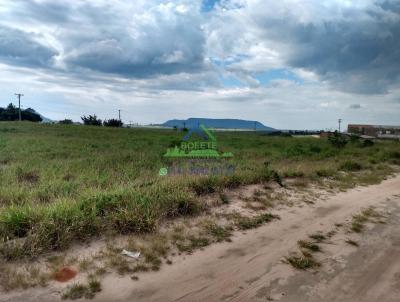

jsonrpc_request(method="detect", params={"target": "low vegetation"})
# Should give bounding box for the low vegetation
[350,207,383,233]
[0,104,42,122]
[298,240,321,252]
[308,233,326,243]
[235,213,280,230]
[103,119,123,128]
[62,278,101,300]
[345,239,359,247]
[284,251,321,270]
[0,122,398,261]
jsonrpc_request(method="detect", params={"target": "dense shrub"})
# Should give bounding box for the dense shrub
[0,103,42,122]
[81,115,102,126]
[361,139,374,147]
[389,151,400,159]
[388,151,400,165]
[328,131,348,148]
[103,119,123,127]
[59,119,73,125]
[350,134,360,143]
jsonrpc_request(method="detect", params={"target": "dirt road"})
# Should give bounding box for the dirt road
[3,175,400,302]
[96,175,400,302]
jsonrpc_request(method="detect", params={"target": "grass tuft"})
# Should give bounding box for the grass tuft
[345,239,359,247]
[350,207,383,233]
[340,161,362,172]
[308,233,326,243]
[203,221,232,242]
[235,213,280,230]
[62,278,102,300]
[284,253,320,270]
[298,240,321,252]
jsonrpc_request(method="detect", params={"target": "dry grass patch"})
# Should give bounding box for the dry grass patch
[308,233,326,243]
[345,239,359,247]
[298,240,321,252]
[62,277,101,300]
[284,251,321,270]
[0,264,50,291]
[350,207,384,233]
[235,213,280,230]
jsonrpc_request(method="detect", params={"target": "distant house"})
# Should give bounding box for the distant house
[348,124,400,139]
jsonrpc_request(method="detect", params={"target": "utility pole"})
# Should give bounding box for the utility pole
[15,93,24,121]
[338,118,342,133]
[118,109,121,121]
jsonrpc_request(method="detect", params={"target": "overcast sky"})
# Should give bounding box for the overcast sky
[0,0,399,129]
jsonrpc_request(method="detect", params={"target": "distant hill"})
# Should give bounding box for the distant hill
[161,118,275,131]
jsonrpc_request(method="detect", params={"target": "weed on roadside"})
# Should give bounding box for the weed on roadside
[345,239,359,247]
[203,220,232,242]
[308,233,326,243]
[235,213,280,230]
[298,240,321,252]
[350,207,383,233]
[62,278,102,300]
[284,251,320,270]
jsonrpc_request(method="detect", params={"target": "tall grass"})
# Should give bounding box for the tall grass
[0,122,399,258]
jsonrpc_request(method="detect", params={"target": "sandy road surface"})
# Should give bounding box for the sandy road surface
[96,175,400,302]
[3,175,400,302]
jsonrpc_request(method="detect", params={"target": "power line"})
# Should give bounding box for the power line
[15,93,24,121]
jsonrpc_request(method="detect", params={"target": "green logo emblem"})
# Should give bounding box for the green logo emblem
[159,167,168,176]
[163,124,233,158]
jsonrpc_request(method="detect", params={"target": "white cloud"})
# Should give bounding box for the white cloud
[0,0,399,128]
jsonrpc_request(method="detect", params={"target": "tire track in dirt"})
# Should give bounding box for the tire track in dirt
[3,175,400,302]
[92,174,400,302]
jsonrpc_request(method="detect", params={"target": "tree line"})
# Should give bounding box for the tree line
[81,115,123,127]
[0,103,42,122]
[60,115,123,127]
[0,103,124,127]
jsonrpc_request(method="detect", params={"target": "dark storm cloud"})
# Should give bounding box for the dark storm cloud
[55,1,206,78]
[1,0,399,95]
[0,26,57,67]
[63,22,206,78]
[0,1,207,78]
[65,3,206,78]
[288,21,400,94]
[378,0,400,13]
[12,1,72,23]
[250,1,400,94]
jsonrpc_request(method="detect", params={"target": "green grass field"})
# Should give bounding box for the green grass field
[0,122,399,259]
